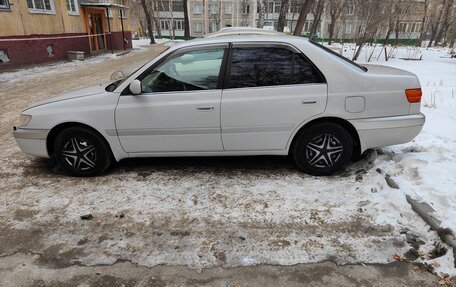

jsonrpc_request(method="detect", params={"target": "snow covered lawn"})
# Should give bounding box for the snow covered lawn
[0,42,455,279]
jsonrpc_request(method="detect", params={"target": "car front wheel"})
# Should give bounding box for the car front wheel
[54,127,112,177]
[292,123,353,176]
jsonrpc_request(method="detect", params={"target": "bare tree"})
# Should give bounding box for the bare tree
[428,0,446,47]
[416,0,431,47]
[293,0,317,36]
[435,0,454,44]
[277,0,290,32]
[141,0,156,44]
[309,0,325,37]
[327,0,348,44]
[257,0,267,28]
[240,0,251,27]
[352,0,388,61]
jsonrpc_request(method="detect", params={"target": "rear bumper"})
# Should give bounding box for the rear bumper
[349,113,425,152]
[13,127,50,158]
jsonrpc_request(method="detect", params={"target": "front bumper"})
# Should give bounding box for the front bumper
[349,113,425,152]
[13,127,50,158]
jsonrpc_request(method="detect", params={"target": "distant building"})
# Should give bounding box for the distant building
[0,0,132,69]
[154,0,427,42]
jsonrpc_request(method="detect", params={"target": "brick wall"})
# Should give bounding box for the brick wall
[0,31,133,70]
[0,33,91,70]
[107,31,133,51]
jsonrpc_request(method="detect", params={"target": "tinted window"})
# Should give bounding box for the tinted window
[141,48,224,93]
[228,46,324,89]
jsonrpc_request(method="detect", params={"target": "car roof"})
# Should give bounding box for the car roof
[170,34,309,50]
[204,27,285,38]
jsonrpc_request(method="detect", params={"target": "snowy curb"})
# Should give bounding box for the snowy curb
[406,195,456,267]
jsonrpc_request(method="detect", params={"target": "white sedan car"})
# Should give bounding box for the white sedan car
[13,34,425,176]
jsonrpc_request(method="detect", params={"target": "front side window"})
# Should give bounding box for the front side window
[228,46,324,89]
[27,0,55,13]
[0,0,11,10]
[140,48,225,93]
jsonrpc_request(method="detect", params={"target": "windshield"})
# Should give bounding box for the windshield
[309,41,368,72]
[105,47,170,92]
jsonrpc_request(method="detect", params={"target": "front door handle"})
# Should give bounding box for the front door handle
[196,106,215,111]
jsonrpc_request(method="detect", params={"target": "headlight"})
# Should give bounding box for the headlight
[17,114,32,127]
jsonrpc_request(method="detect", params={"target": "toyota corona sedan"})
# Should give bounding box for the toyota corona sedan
[13,32,425,177]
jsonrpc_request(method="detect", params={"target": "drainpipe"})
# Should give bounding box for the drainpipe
[120,9,126,51]
[106,6,114,54]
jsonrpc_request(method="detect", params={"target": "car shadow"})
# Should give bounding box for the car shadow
[26,149,378,178]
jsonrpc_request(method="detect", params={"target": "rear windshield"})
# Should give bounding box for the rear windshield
[310,41,368,72]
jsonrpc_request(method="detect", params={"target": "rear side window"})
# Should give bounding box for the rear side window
[228,46,324,89]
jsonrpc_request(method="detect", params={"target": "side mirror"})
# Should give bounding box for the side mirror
[129,79,142,95]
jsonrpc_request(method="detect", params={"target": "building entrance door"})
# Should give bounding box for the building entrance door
[87,12,106,52]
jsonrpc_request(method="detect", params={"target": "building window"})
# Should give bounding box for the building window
[171,1,183,12]
[27,0,55,13]
[209,2,218,15]
[194,22,202,33]
[0,49,9,63]
[160,20,170,30]
[193,2,201,14]
[304,21,311,32]
[119,9,128,18]
[209,21,218,33]
[0,0,11,10]
[224,3,233,15]
[242,4,250,14]
[173,20,184,30]
[345,24,352,35]
[117,0,128,17]
[66,0,78,15]
[347,5,355,15]
[274,3,281,13]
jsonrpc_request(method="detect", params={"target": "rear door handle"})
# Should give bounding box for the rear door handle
[301,100,317,104]
[196,106,215,111]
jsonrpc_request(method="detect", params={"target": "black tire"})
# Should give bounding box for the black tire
[54,127,113,177]
[292,123,353,176]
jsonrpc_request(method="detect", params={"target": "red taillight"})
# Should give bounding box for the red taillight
[405,88,422,103]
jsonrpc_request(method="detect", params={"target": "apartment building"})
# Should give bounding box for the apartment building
[0,0,132,69]
[154,0,427,42]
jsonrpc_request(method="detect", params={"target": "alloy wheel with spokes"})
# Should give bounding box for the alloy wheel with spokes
[305,133,344,168]
[54,127,113,177]
[62,137,98,172]
[292,122,353,176]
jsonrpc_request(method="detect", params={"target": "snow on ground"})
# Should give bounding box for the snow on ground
[0,41,455,278]
[331,43,456,275]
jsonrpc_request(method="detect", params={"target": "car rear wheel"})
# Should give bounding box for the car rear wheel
[292,123,353,176]
[54,127,112,177]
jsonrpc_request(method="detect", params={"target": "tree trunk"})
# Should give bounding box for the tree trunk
[428,0,446,47]
[151,1,162,38]
[277,0,290,32]
[328,17,336,45]
[183,0,191,40]
[416,0,428,47]
[309,0,325,37]
[352,42,364,61]
[293,0,316,36]
[435,0,453,44]
[141,0,156,44]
